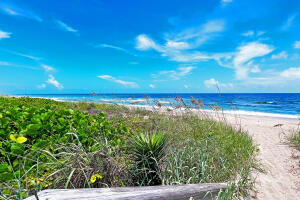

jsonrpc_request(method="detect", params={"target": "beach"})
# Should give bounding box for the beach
[224,114,299,199]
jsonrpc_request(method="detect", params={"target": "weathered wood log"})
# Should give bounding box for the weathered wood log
[25,183,227,200]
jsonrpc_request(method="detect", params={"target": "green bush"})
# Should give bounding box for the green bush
[0,97,257,199]
[130,132,167,186]
[0,97,130,198]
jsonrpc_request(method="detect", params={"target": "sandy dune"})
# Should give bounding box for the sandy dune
[225,114,300,200]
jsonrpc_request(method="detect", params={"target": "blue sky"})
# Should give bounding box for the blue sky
[0,0,300,94]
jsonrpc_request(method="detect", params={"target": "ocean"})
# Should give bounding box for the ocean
[16,93,300,119]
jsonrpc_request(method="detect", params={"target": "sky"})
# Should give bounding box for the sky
[0,0,300,94]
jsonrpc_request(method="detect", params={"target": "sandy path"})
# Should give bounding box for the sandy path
[225,115,300,199]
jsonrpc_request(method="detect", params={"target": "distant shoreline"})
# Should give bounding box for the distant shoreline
[4,94,299,120]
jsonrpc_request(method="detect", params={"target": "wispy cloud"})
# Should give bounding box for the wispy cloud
[282,14,298,30]
[0,1,42,22]
[0,48,42,61]
[204,78,233,89]
[221,0,233,5]
[237,66,300,87]
[16,52,41,61]
[135,19,228,67]
[152,66,196,80]
[136,19,225,56]
[241,30,254,37]
[37,83,46,89]
[271,51,288,59]
[55,20,78,34]
[0,61,11,66]
[0,30,11,39]
[250,65,261,73]
[232,42,274,79]
[136,34,161,51]
[166,19,225,48]
[294,41,300,49]
[0,60,40,70]
[47,75,63,89]
[149,84,155,88]
[95,43,135,56]
[97,75,138,88]
[280,67,300,79]
[41,64,55,72]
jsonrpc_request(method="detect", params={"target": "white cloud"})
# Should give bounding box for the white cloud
[271,51,288,59]
[166,40,189,49]
[37,83,46,89]
[0,60,40,70]
[0,48,42,61]
[222,0,232,3]
[257,31,265,36]
[47,75,63,89]
[242,30,265,37]
[0,30,11,39]
[56,20,78,34]
[136,34,160,51]
[204,78,232,89]
[135,19,225,55]
[282,14,298,30]
[152,66,196,80]
[41,64,55,72]
[17,53,41,61]
[0,61,11,66]
[202,19,225,33]
[294,41,300,49]
[129,61,139,65]
[241,31,254,37]
[95,43,135,56]
[98,44,125,51]
[169,19,225,48]
[97,75,138,88]
[250,65,261,73]
[149,84,155,88]
[221,0,233,6]
[233,42,274,79]
[280,67,300,79]
[0,2,42,22]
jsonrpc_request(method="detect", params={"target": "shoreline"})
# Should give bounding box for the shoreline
[4,94,300,120]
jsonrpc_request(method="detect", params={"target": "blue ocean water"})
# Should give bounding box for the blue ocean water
[17,93,300,117]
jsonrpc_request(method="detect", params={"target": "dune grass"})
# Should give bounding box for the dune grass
[0,96,257,199]
[288,129,300,150]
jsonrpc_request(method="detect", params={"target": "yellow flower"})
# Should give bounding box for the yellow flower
[10,134,27,143]
[90,175,96,183]
[89,173,102,183]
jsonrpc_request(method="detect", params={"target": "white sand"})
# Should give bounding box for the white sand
[223,114,300,200]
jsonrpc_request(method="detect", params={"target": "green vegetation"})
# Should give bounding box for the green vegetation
[288,129,300,150]
[0,96,257,199]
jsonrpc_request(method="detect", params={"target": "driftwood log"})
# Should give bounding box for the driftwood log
[25,183,227,200]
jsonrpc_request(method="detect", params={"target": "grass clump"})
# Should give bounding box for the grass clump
[288,129,300,150]
[130,132,166,186]
[0,96,257,199]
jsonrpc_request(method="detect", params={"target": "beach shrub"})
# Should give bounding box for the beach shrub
[130,132,167,186]
[0,97,130,198]
[0,97,256,199]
